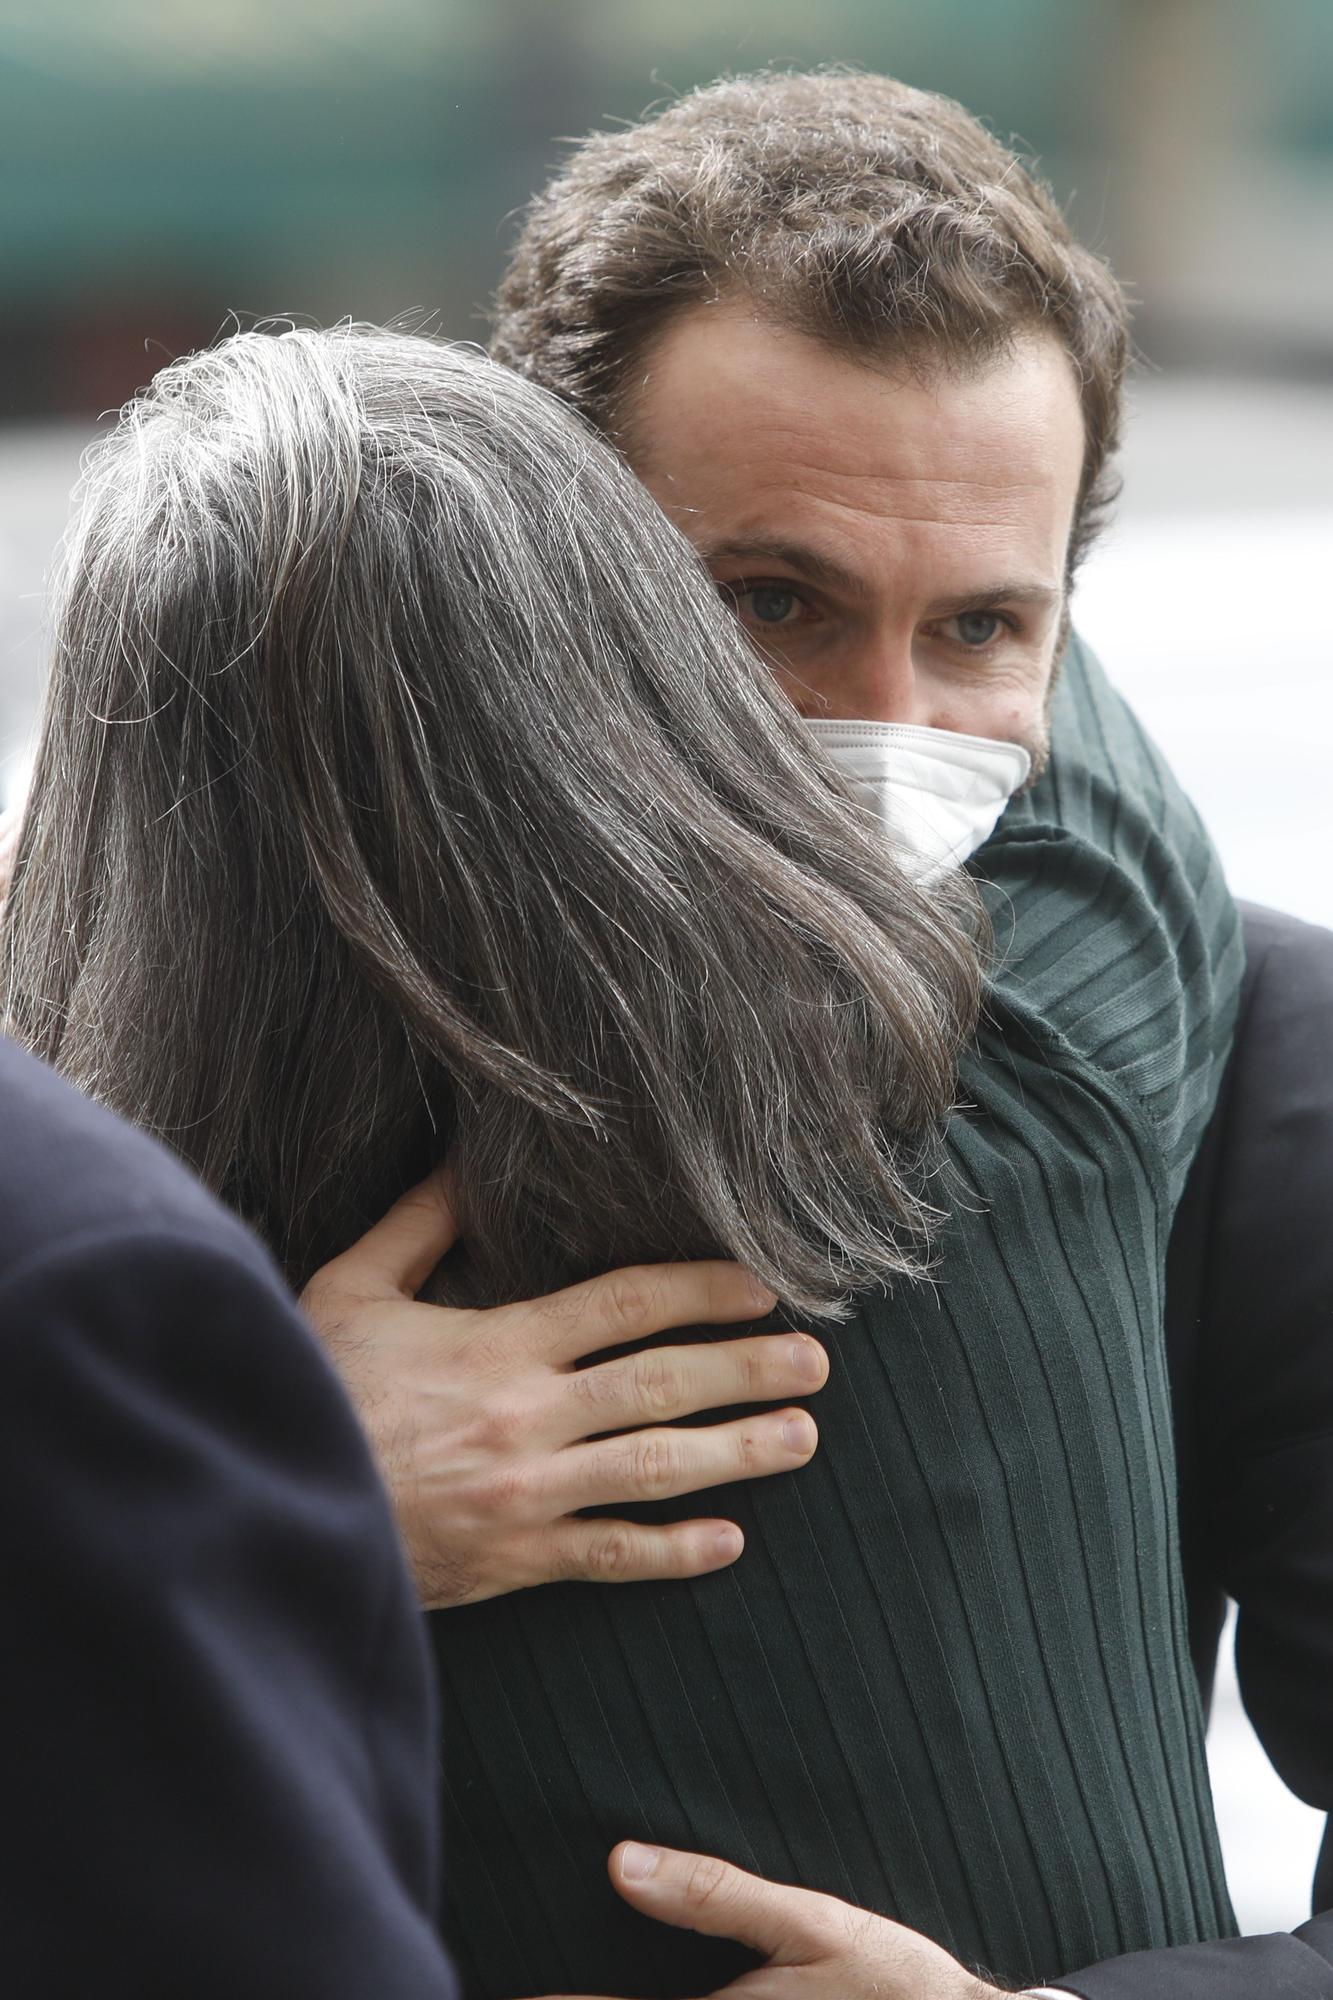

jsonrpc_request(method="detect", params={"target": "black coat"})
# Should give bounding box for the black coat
[1066,902,1333,1994]
[0,1033,458,2000]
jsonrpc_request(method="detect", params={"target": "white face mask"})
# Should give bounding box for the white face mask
[805,719,1031,881]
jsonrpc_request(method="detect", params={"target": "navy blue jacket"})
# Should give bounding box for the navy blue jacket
[0,1034,459,1999]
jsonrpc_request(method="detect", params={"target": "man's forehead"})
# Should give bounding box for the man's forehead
[625,299,1082,492]
[627,303,1084,583]
[673,461,1063,538]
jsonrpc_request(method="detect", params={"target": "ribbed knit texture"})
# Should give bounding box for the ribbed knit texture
[429,640,1244,1997]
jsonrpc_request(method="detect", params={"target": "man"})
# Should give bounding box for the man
[323,71,1245,2000]
[478,68,1333,1998]
[321,622,1241,1986]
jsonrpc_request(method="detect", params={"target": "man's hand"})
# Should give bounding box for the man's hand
[548,1842,1011,2000]
[300,1175,826,1610]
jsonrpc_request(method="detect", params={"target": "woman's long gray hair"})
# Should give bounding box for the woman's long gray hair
[1,325,983,1313]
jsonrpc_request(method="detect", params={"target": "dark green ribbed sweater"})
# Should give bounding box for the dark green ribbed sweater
[429,640,1244,1998]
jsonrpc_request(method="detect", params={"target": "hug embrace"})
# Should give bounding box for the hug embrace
[4,68,1333,2000]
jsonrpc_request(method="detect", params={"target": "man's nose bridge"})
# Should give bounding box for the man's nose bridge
[855,629,925,724]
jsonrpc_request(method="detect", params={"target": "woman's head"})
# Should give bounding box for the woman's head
[2,325,981,1311]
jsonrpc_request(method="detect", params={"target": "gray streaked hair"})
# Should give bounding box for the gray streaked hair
[1,325,983,1313]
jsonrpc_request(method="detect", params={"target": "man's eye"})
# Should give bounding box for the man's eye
[946,611,1005,648]
[736,585,802,626]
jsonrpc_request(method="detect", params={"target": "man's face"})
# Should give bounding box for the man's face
[622,301,1086,769]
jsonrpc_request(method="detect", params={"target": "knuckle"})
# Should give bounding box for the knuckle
[583,1524,638,1579]
[654,1529,696,1579]
[682,1855,732,1916]
[605,1270,653,1332]
[633,1349,682,1418]
[632,1431,681,1499]
[477,1459,534,1521]
[470,1395,530,1457]
[738,1341,768,1399]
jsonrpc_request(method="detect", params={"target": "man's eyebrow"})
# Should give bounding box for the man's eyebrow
[925,581,1063,617]
[696,538,874,601]
[697,541,1063,618]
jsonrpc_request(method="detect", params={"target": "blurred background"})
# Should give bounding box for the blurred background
[1,0,1330,1941]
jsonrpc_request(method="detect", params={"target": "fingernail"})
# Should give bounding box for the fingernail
[713,1524,743,1562]
[789,1337,824,1384]
[782,1413,816,1454]
[620,1842,661,1882]
[745,1276,778,1312]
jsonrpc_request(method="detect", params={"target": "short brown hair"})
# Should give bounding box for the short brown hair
[492,69,1132,573]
